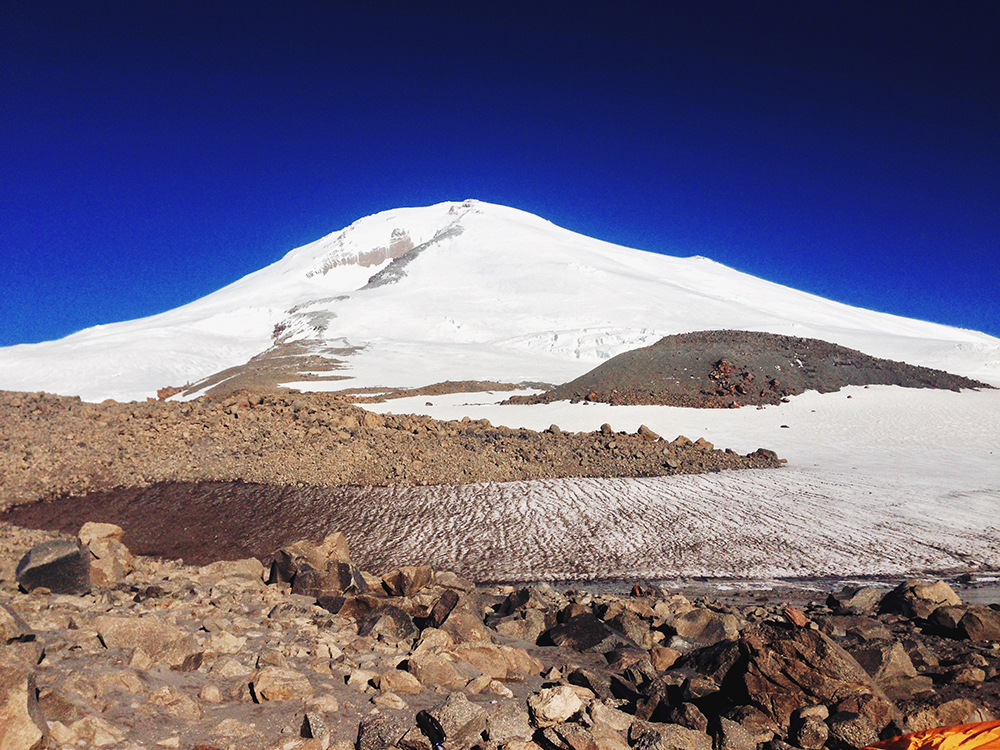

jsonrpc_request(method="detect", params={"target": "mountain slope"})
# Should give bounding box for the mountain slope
[1,200,998,402]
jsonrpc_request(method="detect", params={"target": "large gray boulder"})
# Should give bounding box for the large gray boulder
[15,540,91,595]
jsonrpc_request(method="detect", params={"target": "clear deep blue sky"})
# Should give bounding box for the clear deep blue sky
[2,1,998,346]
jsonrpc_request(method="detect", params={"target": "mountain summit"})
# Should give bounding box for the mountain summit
[2,200,998,401]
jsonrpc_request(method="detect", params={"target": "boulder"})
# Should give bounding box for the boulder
[879,580,961,620]
[664,702,708,732]
[492,609,549,643]
[376,669,423,694]
[0,664,48,750]
[93,615,201,669]
[270,533,352,585]
[725,623,897,731]
[788,712,828,750]
[709,716,755,750]
[0,604,33,645]
[15,540,91,595]
[77,521,124,545]
[356,604,419,643]
[539,613,636,654]
[251,667,314,701]
[608,610,654,649]
[357,714,409,750]
[199,557,266,582]
[292,561,368,598]
[671,608,739,645]
[590,701,635,732]
[439,597,492,643]
[528,685,585,727]
[959,605,1000,641]
[629,720,712,750]
[87,537,134,585]
[904,698,996,732]
[826,585,883,616]
[722,705,779,745]
[425,589,461,629]
[382,566,434,597]
[651,645,681,671]
[427,692,489,750]
[848,640,931,700]
[449,642,542,681]
[407,652,467,689]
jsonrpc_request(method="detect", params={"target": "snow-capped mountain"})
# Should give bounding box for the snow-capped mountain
[2,199,998,402]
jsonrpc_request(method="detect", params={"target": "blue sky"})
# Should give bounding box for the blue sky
[2,1,998,346]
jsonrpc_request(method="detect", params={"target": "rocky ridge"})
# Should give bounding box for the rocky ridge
[0,390,781,512]
[508,331,991,408]
[2,522,1000,750]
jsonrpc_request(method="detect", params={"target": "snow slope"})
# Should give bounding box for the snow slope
[1,200,998,401]
[322,385,1000,580]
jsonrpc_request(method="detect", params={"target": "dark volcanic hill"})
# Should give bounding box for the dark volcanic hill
[509,330,991,408]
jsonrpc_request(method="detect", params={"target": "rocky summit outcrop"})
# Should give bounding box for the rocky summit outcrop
[1,521,999,750]
[508,331,991,408]
[0,390,781,512]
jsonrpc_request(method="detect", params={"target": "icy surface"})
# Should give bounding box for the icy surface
[338,386,1000,580]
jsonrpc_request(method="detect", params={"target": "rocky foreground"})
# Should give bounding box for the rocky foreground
[0,390,781,512]
[3,522,999,750]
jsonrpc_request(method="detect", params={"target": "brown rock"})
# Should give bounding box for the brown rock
[487,701,534,743]
[383,565,434,597]
[376,669,423,694]
[93,615,201,669]
[427,691,488,750]
[782,605,808,628]
[251,667,314,701]
[879,580,961,620]
[905,698,996,732]
[650,645,681,671]
[959,605,1000,641]
[407,652,467,689]
[0,664,48,750]
[671,608,739,645]
[88,537,134,585]
[528,685,584,727]
[629,720,712,750]
[826,585,883,615]
[357,714,408,750]
[733,622,896,731]
[77,521,124,545]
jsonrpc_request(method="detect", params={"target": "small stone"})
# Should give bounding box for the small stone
[200,684,223,703]
[372,691,408,710]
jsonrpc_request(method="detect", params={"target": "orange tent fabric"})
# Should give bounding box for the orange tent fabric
[865,721,1000,750]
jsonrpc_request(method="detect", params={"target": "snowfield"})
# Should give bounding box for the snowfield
[309,385,1000,581]
[1,200,997,401]
[2,199,998,581]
